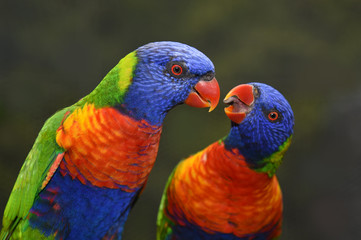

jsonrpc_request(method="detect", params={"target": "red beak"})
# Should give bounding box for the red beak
[185,77,220,112]
[224,84,254,124]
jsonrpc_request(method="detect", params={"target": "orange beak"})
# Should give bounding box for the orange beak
[224,84,254,124]
[185,77,220,112]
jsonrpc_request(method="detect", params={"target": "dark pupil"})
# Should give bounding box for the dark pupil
[270,113,277,119]
[173,66,181,73]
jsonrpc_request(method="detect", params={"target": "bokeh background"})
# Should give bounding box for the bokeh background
[1,1,361,239]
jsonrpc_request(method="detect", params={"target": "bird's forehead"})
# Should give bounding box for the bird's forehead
[136,41,214,75]
[251,83,294,118]
[253,83,287,106]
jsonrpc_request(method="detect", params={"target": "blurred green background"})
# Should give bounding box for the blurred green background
[1,0,361,239]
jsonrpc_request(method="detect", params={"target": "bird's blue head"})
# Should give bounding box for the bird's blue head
[122,41,220,126]
[223,83,294,175]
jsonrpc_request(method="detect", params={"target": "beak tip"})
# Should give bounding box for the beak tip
[208,105,216,112]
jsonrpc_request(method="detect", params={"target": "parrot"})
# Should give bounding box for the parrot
[0,41,220,240]
[157,83,294,240]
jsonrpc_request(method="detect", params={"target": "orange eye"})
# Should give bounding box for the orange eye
[171,64,183,76]
[268,111,279,121]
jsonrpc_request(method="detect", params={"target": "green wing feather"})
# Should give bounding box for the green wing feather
[0,107,75,240]
[156,166,178,240]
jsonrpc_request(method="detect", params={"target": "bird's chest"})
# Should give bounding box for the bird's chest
[168,142,283,237]
[56,104,162,191]
[28,105,162,239]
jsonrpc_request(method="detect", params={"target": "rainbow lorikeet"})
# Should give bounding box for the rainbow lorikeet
[0,41,220,240]
[157,83,294,240]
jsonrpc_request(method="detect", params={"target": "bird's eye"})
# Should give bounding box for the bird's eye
[167,61,188,78]
[171,64,183,76]
[268,111,279,121]
[263,108,282,123]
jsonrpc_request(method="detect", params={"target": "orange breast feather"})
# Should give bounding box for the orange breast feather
[56,104,162,191]
[166,141,282,237]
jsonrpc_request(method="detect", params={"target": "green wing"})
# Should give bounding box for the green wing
[156,166,178,240]
[0,107,74,240]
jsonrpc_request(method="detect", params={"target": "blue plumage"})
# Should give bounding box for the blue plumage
[30,170,138,240]
[224,83,294,168]
[124,42,215,125]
